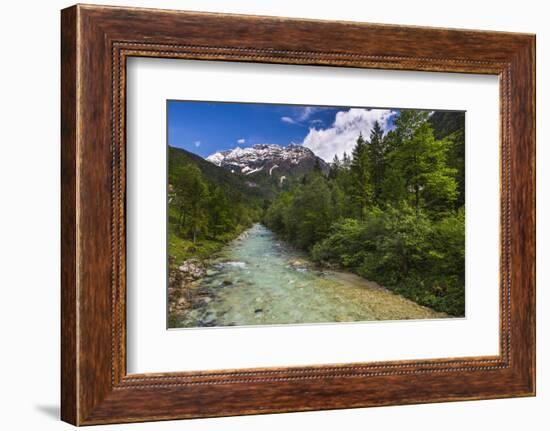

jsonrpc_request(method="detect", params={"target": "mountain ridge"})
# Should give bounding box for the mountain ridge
[206,143,329,180]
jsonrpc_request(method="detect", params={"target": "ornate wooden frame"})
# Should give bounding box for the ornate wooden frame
[61,4,536,425]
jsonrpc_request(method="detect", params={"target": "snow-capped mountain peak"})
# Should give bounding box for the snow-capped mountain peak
[206,143,328,177]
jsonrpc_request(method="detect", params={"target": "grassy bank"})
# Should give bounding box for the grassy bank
[168,228,249,265]
[168,222,252,265]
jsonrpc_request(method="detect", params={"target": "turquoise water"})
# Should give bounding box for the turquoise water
[176,224,442,328]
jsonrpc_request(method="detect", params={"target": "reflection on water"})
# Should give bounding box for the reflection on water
[176,224,444,328]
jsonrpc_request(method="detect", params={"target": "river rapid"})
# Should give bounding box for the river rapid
[175,224,444,328]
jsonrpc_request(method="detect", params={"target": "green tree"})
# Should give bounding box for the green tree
[393,109,430,142]
[207,186,233,239]
[389,119,457,213]
[286,172,333,249]
[328,154,341,179]
[350,133,374,218]
[331,155,356,219]
[380,161,407,205]
[367,121,386,203]
[443,128,465,208]
[264,192,293,237]
[329,181,346,222]
[173,164,209,243]
[341,151,352,169]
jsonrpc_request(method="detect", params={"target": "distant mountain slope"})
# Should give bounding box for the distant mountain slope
[206,144,329,183]
[429,111,465,140]
[168,145,265,199]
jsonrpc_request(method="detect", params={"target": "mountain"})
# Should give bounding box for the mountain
[206,144,329,182]
[169,146,267,201]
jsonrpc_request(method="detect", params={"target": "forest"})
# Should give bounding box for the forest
[168,146,263,263]
[263,110,465,316]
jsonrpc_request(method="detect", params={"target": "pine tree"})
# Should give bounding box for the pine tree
[367,121,386,203]
[341,151,352,169]
[351,132,365,164]
[328,154,341,179]
[350,133,373,218]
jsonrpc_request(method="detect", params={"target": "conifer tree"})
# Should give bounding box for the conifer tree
[328,154,341,179]
[367,121,386,203]
[350,133,373,218]
[341,151,352,169]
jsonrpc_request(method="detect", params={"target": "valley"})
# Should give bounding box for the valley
[167,109,466,327]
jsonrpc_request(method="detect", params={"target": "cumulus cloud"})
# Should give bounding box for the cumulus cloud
[237,138,246,144]
[301,108,396,162]
[281,116,297,125]
[194,140,201,147]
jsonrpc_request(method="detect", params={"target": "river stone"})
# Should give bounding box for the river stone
[191,301,204,310]
[196,287,212,296]
[178,259,206,279]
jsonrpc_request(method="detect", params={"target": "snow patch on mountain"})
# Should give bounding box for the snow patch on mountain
[206,144,328,177]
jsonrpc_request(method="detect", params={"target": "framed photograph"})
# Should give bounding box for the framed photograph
[61,4,535,425]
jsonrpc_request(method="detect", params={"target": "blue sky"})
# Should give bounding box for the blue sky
[167,100,399,161]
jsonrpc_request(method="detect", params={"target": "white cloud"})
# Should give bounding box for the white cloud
[301,108,396,162]
[291,107,325,123]
[297,107,317,121]
[194,140,201,147]
[281,107,326,126]
[281,116,297,125]
[237,138,246,144]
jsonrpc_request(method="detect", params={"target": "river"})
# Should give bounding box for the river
[175,224,444,328]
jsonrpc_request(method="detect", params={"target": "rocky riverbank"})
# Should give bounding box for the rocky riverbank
[168,227,255,326]
[168,257,208,324]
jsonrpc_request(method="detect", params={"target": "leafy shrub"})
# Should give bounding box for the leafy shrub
[311,204,465,316]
